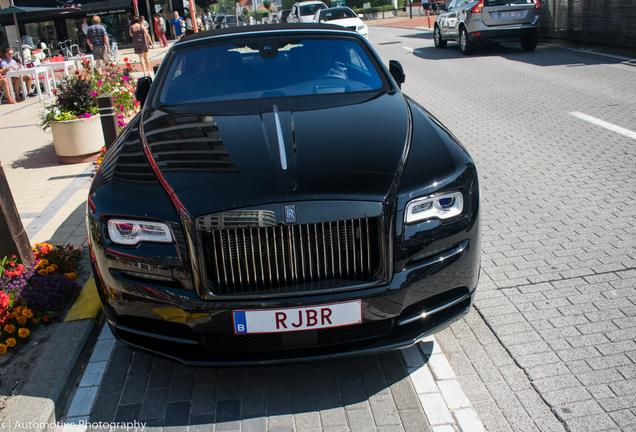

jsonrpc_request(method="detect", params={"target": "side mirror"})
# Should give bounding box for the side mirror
[389,60,405,89]
[135,76,152,108]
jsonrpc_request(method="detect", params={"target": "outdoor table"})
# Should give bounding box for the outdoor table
[5,66,51,101]
[68,54,95,71]
[42,60,76,78]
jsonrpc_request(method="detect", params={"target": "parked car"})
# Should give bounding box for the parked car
[280,9,292,22]
[219,14,247,27]
[434,0,540,54]
[315,6,368,39]
[89,23,481,365]
[288,1,328,23]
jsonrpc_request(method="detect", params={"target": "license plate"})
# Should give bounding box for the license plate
[499,11,521,18]
[233,300,363,334]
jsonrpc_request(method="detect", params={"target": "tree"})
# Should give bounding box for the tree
[216,0,236,14]
[263,0,272,9]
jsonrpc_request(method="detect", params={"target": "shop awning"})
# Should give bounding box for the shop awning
[81,0,131,15]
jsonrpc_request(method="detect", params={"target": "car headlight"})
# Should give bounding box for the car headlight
[405,192,463,224]
[108,219,173,245]
[357,24,367,32]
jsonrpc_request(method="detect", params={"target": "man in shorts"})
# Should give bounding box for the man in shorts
[86,15,111,66]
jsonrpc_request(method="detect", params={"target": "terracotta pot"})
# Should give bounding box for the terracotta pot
[50,115,105,164]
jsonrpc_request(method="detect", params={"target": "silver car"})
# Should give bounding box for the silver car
[434,0,541,54]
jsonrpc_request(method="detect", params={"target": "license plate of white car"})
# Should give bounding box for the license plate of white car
[499,11,521,18]
[233,300,363,334]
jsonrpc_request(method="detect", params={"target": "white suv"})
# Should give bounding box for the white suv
[288,1,328,23]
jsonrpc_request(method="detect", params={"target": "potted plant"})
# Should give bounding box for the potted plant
[39,61,139,164]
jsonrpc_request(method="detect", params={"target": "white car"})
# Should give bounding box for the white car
[289,1,328,23]
[315,7,368,39]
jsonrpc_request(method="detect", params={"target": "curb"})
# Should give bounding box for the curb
[1,280,103,432]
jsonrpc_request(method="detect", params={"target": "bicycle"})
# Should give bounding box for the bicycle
[418,1,439,15]
[56,39,75,59]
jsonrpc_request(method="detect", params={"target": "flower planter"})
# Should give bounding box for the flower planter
[50,115,105,164]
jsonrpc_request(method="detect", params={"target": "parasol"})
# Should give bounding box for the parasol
[0,1,64,64]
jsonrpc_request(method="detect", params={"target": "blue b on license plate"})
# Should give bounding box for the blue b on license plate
[233,300,363,334]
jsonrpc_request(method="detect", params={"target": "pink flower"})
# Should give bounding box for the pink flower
[97,80,103,86]
[123,76,130,81]
[90,92,97,96]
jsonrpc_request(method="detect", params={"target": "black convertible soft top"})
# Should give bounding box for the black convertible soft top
[178,23,357,44]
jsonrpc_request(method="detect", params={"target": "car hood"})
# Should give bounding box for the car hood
[325,17,364,27]
[141,92,410,216]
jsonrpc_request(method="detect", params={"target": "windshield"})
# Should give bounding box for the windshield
[159,37,385,105]
[485,0,536,4]
[214,15,224,23]
[319,8,357,21]
[300,3,326,16]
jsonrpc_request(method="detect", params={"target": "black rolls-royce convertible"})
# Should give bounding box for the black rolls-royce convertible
[88,24,481,365]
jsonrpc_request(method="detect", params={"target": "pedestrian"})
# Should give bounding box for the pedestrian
[0,48,33,101]
[173,11,186,40]
[129,16,152,76]
[140,16,154,49]
[86,15,111,66]
[154,14,168,47]
[202,12,208,31]
[79,17,89,51]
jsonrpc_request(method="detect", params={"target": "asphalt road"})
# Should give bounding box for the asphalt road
[371,26,636,431]
[69,27,636,432]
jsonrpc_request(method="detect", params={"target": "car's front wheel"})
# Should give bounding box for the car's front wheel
[520,36,538,51]
[460,27,473,55]
[434,26,447,48]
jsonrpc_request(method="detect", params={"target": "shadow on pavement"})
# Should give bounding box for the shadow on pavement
[89,343,433,430]
[410,41,623,67]
[10,142,59,170]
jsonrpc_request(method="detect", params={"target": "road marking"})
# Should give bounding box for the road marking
[403,335,486,431]
[571,112,636,140]
[403,46,423,54]
[63,323,115,431]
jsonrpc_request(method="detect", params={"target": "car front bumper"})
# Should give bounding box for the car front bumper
[93,235,479,366]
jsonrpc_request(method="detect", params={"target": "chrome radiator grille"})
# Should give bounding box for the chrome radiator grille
[201,217,382,296]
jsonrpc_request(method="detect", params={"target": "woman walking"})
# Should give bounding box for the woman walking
[173,11,186,40]
[129,16,152,76]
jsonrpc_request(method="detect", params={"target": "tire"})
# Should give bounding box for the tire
[434,25,447,48]
[520,36,538,51]
[460,27,474,55]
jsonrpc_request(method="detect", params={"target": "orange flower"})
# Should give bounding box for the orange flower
[6,338,16,348]
[18,328,29,338]
[123,57,129,62]
[0,344,6,354]
[3,324,15,333]
[17,316,27,325]
[24,310,33,319]
[32,318,39,324]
